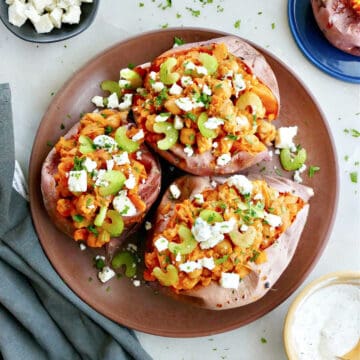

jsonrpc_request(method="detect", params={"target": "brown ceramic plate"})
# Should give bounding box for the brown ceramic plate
[29,28,338,337]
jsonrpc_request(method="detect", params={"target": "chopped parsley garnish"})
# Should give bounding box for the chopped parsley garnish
[174,36,185,46]
[120,205,130,215]
[155,88,168,107]
[215,83,223,89]
[101,113,108,119]
[94,257,105,270]
[261,337,267,344]
[249,250,260,262]
[104,126,113,134]
[215,255,229,265]
[226,134,238,141]
[308,165,320,178]
[350,171,358,184]
[274,167,282,176]
[73,156,84,171]
[72,214,84,222]
[46,141,53,147]
[234,20,241,29]
[87,225,99,236]
[186,7,200,17]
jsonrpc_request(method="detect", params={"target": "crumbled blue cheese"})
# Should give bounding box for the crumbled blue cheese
[93,135,117,152]
[264,213,282,227]
[113,191,137,216]
[184,61,196,71]
[113,151,130,165]
[68,170,87,192]
[169,83,183,95]
[133,280,141,287]
[293,164,307,183]
[240,224,248,232]
[174,115,184,130]
[91,96,104,107]
[125,173,136,190]
[131,129,144,141]
[184,146,194,157]
[175,97,193,112]
[118,94,133,111]
[106,93,119,109]
[220,272,240,289]
[202,84,212,96]
[180,76,193,87]
[233,74,246,97]
[149,71,157,80]
[179,261,202,273]
[119,79,130,88]
[199,257,215,270]
[275,126,298,151]
[151,82,165,92]
[169,184,181,199]
[155,113,170,122]
[106,159,114,171]
[204,117,224,130]
[196,66,208,76]
[98,266,115,283]
[79,243,87,251]
[83,157,97,173]
[136,151,142,160]
[193,193,204,204]
[253,193,263,200]
[235,115,249,129]
[154,236,169,252]
[227,175,253,195]
[216,153,232,167]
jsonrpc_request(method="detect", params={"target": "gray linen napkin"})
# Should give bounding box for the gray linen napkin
[0,83,152,360]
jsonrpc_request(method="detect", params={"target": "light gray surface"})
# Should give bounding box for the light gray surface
[0,1,359,359]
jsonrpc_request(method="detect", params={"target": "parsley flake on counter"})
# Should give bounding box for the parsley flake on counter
[234,20,241,29]
[345,155,349,161]
[161,23,169,28]
[186,7,201,17]
[176,12,181,18]
[60,123,65,130]
[350,171,358,183]
[261,337,267,344]
[138,2,144,7]
[344,128,360,137]
[217,5,224,12]
[258,11,263,15]
[271,22,275,29]
[308,166,320,178]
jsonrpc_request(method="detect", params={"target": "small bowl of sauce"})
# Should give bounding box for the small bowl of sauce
[284,271,360,360]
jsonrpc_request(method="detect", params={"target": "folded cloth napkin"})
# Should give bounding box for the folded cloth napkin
[0,84,152,360]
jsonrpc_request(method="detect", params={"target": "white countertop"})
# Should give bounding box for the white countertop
[1,1,359,359]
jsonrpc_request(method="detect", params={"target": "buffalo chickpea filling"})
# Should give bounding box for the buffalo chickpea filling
[54,110,148,248]
[144,175,305,291]
[134,43,278,167]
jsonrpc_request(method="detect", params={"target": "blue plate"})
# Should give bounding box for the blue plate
[288,0,360,83]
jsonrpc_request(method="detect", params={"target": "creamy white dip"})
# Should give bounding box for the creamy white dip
[292,284,360,360]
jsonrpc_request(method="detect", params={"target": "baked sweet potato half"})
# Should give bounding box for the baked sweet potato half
[41,109,161,256]
[311,0,360,56]
[144,174,313,310]
[132,36,280,176]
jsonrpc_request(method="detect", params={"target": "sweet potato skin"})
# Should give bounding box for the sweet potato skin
[41,120,161,258]
[147,175,313,310]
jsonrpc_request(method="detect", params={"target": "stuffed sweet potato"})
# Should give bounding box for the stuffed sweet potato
[132,36,280,176]
[144,174,313,310]
[41,109,161,256]
[311,0,360,56]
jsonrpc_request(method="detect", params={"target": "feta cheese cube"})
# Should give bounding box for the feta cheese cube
[154,236,169,252]
[169,83,183,95]
[179,261,202,273]
[8,0,27,27]
[113,151,130,165]
[31,0,52,14]
[98,266,115,283]
[82,157,97,172]
[220,272,240,289]
[62,5,81,24]
[49,7,63,28]
[169,184,181,199]
[113,190,137,216]
[106,93,119,109]
[151,82,164,92]
[275,126,298,150]
[91,96,104,107]
[68,170,87,192]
